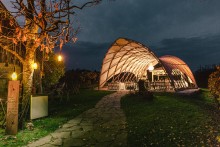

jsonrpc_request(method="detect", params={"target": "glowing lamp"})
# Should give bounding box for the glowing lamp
[11,72,17,80]
[148,63,154,71]
[58,54,63,62]
[32,62,38,69]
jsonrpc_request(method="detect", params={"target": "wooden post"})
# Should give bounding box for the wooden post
[6,81,20,135]
[152,71,154,82]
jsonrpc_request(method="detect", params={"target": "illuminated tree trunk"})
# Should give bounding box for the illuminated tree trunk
[19,47,35,126]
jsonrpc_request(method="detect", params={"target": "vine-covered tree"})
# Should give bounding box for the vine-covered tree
[0,0,102,124]
[208,66,220,109]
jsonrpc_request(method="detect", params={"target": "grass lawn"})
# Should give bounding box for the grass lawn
[121,89,220,146]
[0,90,112,147]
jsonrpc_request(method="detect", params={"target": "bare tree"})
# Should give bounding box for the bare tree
[0,0,102,125]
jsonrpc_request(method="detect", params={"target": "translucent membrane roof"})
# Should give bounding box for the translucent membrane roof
[99,38,198,90]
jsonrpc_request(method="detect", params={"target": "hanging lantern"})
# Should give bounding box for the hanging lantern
[58,54,63,62]
[11,72,17,80]
[32,62,38,69]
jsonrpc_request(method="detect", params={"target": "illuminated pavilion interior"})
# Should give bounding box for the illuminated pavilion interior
[99,38,198,92]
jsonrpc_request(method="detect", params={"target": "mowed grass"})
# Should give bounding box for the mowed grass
[0,90,112,147]
[121,89,220,146]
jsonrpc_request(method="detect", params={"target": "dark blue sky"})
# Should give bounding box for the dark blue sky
[2,0,220,71]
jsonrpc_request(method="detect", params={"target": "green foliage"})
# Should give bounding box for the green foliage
[208,66,220,108]
[121,90,219,146]
[60,69,99,90]
[194,65,217,88]
[42,53,65,91]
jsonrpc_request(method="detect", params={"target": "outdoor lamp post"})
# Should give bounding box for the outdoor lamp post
[148,63,154,83]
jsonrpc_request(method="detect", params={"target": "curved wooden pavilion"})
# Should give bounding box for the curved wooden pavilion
[99,38,198,92]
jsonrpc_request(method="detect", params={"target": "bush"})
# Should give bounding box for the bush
[42,53,65,92]
[139,91,154,101]
[208,66,220,109]
[138,80,154,101]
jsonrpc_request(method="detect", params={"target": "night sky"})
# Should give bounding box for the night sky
[2,0,220,71]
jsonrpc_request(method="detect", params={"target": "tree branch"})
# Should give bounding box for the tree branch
[0,43,24,64]
[66,0,101,11]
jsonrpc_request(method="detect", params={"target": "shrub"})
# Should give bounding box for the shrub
[208,66,220,109]
[138,80,154,101]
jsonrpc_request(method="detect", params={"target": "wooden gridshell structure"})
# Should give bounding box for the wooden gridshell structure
[99,38,198,91]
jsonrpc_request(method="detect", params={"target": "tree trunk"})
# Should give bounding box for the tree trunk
[18,10,39,127]
[19,50,35,128]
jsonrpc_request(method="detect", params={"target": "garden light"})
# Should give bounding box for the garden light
[11,72,17,80]
[58,54,63,62]
[148,63,154,71]
[32,62,38,69]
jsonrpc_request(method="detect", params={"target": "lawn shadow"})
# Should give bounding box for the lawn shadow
[122,89,220,146]
[174,89,220,139]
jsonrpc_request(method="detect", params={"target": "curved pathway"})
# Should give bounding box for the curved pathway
[27,91,128,147]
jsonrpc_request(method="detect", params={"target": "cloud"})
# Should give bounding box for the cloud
[2,0,220,71]
[63,35,220,71]
[153,35,220,71]
[76,0,220,44]
[62,41,110,70]
[4,0,220,43]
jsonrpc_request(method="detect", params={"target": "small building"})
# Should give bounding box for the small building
[99,38,198,92]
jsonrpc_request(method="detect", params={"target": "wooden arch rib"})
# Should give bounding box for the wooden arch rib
[99,38,159,88]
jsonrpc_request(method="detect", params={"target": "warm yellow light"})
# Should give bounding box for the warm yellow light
[148,63,154,71]
[11,72,17,80]
[58,55,63,62]
[32,62,38,69]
